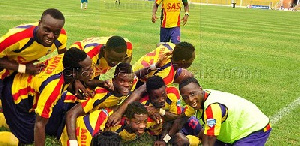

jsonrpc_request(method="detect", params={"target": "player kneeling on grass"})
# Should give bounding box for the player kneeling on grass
[169,77,272,146]
[63,101,149,146]
[1,48,93,145]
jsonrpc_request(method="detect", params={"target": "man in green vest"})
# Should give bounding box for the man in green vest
[172,77,271,146]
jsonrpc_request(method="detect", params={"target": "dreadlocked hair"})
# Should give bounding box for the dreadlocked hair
[114,62,132,77]
[91,131,121,146]
[105,36,127,53]
[172,42,195,62]
[124,101,148,119]
[63,47,87,70]
[41,8,65,22]
[179,77,200,90]
[146,76,165,93]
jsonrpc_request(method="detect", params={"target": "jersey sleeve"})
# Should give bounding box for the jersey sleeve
[165,86,181,115]
[0,26,34,58]
[80,88,120,113]
[56,29,67,50]
[155,0,163,5]
[154,63,174,85]
[203,103,228,136]
[124,38,132,59]
[35,75,65,119]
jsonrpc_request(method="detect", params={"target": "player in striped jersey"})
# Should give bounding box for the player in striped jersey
[1,48,93,145]
[174,77,271,146]
[105,76,182,145]
[69,36,132,97]
[133,42,195,88]
[0,8,67,99]
[62,102,148,146]
[152,0,189,44]
[65,63,135,143]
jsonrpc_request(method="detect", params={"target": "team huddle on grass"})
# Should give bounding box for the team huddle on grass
[0,7,271,146]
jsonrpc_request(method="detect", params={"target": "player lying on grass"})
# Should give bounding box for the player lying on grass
[168,77,272,146]
[1,48,93,145]
[65,63,135,144]
[133,42,195,87]
[62,101,149,146]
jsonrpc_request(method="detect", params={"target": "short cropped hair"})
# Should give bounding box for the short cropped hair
[106,36,127,53]
[146,76,165,93]
[179,77,200,90]
[114,62,133,77]
[41,8,65,22]
[172,42,195,61]
[63,47,87,70]
[124,101,148,119]
[91,131,121,146]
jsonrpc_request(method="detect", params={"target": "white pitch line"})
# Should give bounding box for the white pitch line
[270,97,300,125]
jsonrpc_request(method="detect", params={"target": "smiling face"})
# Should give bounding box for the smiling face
[180,82,203,110]
[112,73,134,96]
[104,49,127,67]
[149,86,167,108]
[36,14,64,47]
[127,113,148,135]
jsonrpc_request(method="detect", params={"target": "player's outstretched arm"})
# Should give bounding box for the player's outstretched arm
[106,84,147,127]
[66,103,85,140]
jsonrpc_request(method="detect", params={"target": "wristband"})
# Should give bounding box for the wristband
[18,64,26,73]
[163,134,171,143]
[149,63,157,70]
[159,108,166,116]
[185,12,189,16]
[68,140,78,146]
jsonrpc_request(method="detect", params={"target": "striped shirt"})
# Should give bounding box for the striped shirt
[11,54,69,118]
[133,42,178,85]
[0,22,67,79]
[70,37,132,78]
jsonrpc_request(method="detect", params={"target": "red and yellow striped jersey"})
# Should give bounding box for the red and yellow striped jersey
[81,87,128,113]
[11,54,69,118]
[140,86,181,135]
[133,43,176,85]
[155,0,188,28]
[70,37,132,78]
[203,103,228,136]
[0,23,67,79]
[60,109,152,146]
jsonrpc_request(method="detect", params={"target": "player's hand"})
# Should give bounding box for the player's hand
[74,80,94,100]
[154,140,166,146]
[152,14,158,23]
[145,106,162,124]
[156,51,173,68]
[106,111,122,127]
[103,80,114,91]
[26,61,45,74]
[182,15,189,26]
